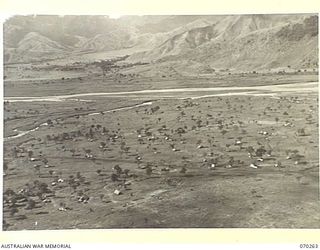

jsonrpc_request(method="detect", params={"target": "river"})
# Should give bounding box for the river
[4,82,318,102]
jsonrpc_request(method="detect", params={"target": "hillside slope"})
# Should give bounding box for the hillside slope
[5,32,71,63]
[128,15,318,72]
[4,14,318,71]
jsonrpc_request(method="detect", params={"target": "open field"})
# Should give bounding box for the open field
[3,67,319,229]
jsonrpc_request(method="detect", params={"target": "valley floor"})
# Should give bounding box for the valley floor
[3,72,319,229]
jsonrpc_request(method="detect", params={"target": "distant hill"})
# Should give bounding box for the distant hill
[4,14,318,73]
[128,15,318,72]
[5,31,72,63]
[4,15,134,63]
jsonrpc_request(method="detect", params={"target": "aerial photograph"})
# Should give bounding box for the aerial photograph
[2,14,319,230]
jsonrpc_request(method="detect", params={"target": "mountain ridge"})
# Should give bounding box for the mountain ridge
[4,14,318,73]
[127,14,318,72]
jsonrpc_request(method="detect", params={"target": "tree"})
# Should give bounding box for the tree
[113,165,122,174]
[25,199,36,210]
[221,130,228,135]
[111,173,118,182]
[12,147,18,158]
[34,165,41,176]
[146,166,152,176]
[28,150,33,158]
[70,149,75,156]
[180,166,187,174]
[256,147,266,157]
